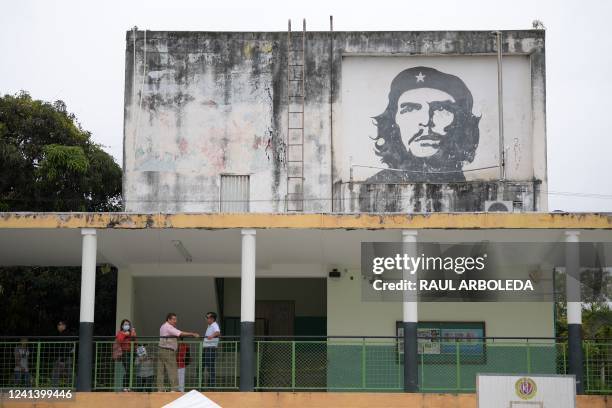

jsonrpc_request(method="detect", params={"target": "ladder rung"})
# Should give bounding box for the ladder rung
[288,64,304,67]
[288,79,303,81]
[288,95,304,98]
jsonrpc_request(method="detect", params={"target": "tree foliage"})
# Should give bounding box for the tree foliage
[0,92,122,335]
[0,266,117,336]
[555,268,612,339]
[0,91,122,211]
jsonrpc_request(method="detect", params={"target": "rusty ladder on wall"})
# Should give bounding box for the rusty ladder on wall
[286,19,306,211]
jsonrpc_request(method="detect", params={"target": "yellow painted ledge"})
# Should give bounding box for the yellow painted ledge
[1,392,608,408]
[1,212,612,230]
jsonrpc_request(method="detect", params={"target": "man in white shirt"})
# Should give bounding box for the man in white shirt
[203,312,220,387]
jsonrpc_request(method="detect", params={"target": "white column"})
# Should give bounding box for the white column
[77,228,97,391]
[565,230,584,394]
[565,231,581,325]
[80,229,97,323]
[240,229,256,391]
[401,229,418,392]
[402,230,418,323]
[241,229,256,323]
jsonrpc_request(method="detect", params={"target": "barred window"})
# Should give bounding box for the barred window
[220,175,250,212]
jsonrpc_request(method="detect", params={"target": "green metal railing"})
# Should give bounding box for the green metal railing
[0,340,77,389]
[92,339,239,391]
[584,341,612,394]
[253,338,610,393]
[0,338,609,394]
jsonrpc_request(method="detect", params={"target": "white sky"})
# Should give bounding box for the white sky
[1,0,611,212]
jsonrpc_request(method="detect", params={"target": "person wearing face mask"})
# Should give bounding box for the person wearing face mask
[115,319,137,391]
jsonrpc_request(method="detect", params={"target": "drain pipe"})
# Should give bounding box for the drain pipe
[494,31,506,181]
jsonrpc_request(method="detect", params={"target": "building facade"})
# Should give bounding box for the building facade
[115,28,563,393]
[5,28,606,396]
[123,29,547,214]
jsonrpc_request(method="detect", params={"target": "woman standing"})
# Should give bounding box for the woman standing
[115,319,137,391]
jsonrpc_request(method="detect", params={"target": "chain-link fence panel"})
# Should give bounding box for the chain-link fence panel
[585,342,612,394]
[0,340,76,389]
[93,339,238,391]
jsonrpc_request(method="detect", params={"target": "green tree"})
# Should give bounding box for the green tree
[0,91,121,211]
[0,91,122,335]
[555,267,612,340]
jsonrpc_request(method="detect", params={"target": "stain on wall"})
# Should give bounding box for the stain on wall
[123,30,546,213]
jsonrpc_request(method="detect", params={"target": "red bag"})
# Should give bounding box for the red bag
[112,341,123,360]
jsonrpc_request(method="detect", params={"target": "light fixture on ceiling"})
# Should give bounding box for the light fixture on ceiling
[172,240,193,263]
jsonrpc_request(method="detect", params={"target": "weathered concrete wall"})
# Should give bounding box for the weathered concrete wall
[5,212,612,230]
[123,30,546,213]
[327,267,554,338]
[336,180,540,212]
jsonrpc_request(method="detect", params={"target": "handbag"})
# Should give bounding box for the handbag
[112,341,123,360]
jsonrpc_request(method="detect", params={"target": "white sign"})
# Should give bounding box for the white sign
[162,390,222,408]
[477,374,575,408]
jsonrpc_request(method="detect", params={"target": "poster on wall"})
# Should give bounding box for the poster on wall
[418,328,441,355]
[440,327,484,355]
[338,56,533,186]
[396,322,486,362]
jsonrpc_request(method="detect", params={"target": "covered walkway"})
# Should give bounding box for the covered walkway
[1,212,611,393]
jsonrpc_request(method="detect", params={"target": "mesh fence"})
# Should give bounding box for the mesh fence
[419,340,563,392]
[93,339,238,391]
[0,340,76,389]
[0,338,609,393]
[254,338,610,393]
[257,339,401,390]
[585,342,612,394]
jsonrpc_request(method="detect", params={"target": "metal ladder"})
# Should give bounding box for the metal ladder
[286,19,306,212]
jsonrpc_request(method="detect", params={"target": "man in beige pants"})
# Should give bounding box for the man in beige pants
[157,313,199,391]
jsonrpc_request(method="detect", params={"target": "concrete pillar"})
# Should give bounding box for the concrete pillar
[402,230,418,392]
[77,229,97,391]
[115,267,133,330]
[565,230,584,394]
[240,229,256,391]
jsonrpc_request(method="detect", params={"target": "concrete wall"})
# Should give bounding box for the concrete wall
[123,30,547,213]
[223,278,326,317]
[327,268,554,338]
[5,393,608,408]
[338,55,533,181]
[132,276,217,336]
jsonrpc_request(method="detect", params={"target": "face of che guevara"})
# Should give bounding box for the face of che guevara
[395,88,456,158]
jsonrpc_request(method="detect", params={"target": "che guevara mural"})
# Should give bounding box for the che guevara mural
[337,56,533,187]
[367,66,481,183]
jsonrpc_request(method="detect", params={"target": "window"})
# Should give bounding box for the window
[220,175,250,212]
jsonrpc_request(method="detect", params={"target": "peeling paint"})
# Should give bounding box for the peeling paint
[1,212,612,230]
[123,30,546,214]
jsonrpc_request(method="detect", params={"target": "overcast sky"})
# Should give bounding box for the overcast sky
[1,0,611,212]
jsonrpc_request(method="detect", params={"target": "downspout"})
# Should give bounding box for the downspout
[329,15,334,212]
[494,31,506,182]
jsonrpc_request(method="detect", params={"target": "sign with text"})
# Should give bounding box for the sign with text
[361,242,611,302]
